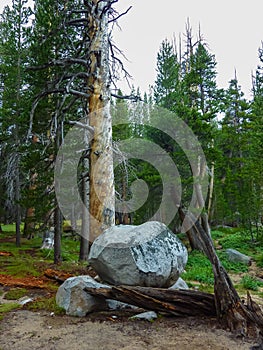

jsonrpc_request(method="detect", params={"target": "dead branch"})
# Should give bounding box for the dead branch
[68,120,94,135]
[84,285,216,317]
[179,205,263,338]
[111,93,141,101]
[108,6,132,23]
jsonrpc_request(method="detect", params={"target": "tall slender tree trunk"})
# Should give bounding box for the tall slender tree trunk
[54,117,62,264]
[54,203,62,264]
[79,196,90,261]
[15,159,21,247]
[87,1,115,242]
[23,170,37,239]
[79,144,90,261]
[14,1,23,247]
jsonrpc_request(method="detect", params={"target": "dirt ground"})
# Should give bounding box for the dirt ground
[0,257,261,350]
[0,309,258,350]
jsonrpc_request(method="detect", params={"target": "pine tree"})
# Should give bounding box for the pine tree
[215,73,251,226]
[0,0,33,246]
[154,39,180,110]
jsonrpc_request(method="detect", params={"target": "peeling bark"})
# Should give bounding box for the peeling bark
[87,0,115,242]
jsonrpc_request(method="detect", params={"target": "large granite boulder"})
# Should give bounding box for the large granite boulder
[88,221,188,287]
[56,275,109,316]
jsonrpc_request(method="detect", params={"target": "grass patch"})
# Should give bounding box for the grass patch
[241,275,263,291]
[0,303,21,321]
[183,228,256,290]
[0,226,80,277]
[183,250,214,286]
[3,256,41,277]
[255,252,263,268]
[213,228,262,256]
[216,230,251,252]
[211,230,225,240]
[27,295,65,315]
[4,288,27,300]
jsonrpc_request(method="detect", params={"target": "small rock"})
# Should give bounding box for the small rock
[18,296,33,305]
[169,277,189,290]
[225,248,252,265]
[130,311,158,321]
[107,299,138,310]
[56,275,109,317]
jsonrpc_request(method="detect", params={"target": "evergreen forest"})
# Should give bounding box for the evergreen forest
[0,0,263,344]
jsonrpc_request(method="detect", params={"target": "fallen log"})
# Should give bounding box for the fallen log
[84,285,217,317]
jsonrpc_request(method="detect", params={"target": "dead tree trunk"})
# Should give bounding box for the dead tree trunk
[85,285,217,317]
[87,0,115,242]
[79,146,90,261]
[180,206,263,339]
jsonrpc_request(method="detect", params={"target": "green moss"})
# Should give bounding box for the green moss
[4,258,41,277]
[4,288,27,300]
[27,295,65,315]
[0,303,21,320]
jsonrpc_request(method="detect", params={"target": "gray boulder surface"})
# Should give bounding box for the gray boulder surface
[88,221,188,287]
[56,276,109,316]
[225,248,252,265]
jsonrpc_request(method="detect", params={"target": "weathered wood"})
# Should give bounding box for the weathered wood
[180,206,263,338]
[84,285,216,317]
[87,1,115,242]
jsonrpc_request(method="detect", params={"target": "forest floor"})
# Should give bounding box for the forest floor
[0,269,260,350]
[0,228,262,349]
[0,308,257,350]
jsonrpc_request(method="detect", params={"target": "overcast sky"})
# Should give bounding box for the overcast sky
[1,0,263,99]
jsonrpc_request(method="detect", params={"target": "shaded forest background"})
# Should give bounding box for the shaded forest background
[0,0,262,254]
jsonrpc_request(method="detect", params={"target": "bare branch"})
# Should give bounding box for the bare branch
[108,6,132,23]
[66,88,90,99]
[28,57,89,71]
[68,121,94,135]
[111,93,142,102]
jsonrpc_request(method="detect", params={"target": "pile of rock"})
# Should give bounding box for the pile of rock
[56,221,188,316]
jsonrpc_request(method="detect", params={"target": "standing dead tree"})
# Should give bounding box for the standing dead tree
[176,150,263,338]
[27,0,132,258]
